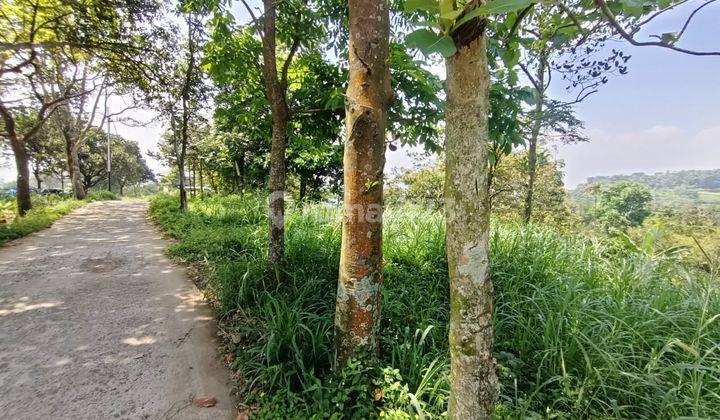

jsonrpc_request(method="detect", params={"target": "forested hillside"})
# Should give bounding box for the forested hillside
[584,169,720,191]
[573,168,720,209]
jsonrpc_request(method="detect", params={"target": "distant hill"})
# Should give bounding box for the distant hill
[582,169,720,192]
[572,169,720,210]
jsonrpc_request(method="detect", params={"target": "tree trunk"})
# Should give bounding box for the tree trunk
[334,0,392,368]
[208,170,216,193]
[59,105,87,200]
[67,149,86,200]
[191,163,196,199]
[444,35,498,418]
[178,155,188,212]
[199,159,204,200]
[299,177,307,202]
[261,0,289,282]
[34,164,42,190]
[10,135,32,216]
[238,153,245,192]
[523,60,545,223]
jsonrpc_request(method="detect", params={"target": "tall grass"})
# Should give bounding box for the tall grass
[149,193,720,418]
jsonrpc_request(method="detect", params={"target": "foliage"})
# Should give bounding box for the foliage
[203,12,444,198]
[149,193,720,418]
[595,182,653,231]
[78,129,154,193]
[386,153,577,229]
[85,190,120,201]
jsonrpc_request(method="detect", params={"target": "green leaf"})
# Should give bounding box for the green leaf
[433,35,458,57]
[412,20,442,29]
[440,8,463,21]
[661,32,678,45]
[502,47,520,68]
[406,29,457,57]
[438,0,455,15]
[508,69,518,85]
[453,0,534,30]
[405,0,439,12]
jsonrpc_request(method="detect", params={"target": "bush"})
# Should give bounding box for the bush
[86,190,120,201]
[149,193,720,418]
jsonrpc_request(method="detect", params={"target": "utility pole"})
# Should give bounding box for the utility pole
[106,103,112,192]
[107,117,111,192]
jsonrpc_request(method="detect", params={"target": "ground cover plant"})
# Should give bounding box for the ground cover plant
[150,193,720,419]
[0,192,120,244]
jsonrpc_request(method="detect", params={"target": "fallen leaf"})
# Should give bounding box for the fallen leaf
[226,353,235,363]
[193,396,217,408]
[236,410,250,420]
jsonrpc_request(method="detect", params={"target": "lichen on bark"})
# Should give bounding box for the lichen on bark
[444,31,499,419]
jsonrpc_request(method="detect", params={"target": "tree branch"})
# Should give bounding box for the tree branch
[594,0,720,56]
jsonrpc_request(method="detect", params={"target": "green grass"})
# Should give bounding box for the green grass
[0,196,85,244]
[0,191,120,245]
[149,193,720,419]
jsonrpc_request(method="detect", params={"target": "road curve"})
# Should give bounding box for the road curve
[0,200,235,419]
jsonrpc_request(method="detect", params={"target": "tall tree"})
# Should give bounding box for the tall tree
[233,0,323,280]
[147,6,205,212]
[333,0,393,367]
[404,0,546,416]
[0,0,160,214]
[492,2,621,222]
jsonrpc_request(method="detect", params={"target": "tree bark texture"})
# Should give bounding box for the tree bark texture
[261,0,289,282]
[334,0,392,368]
[444,35,498,419]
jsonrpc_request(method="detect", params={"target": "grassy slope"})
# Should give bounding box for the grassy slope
[0,191,119,245]
[0,197,85,244]
[149,194,720,419]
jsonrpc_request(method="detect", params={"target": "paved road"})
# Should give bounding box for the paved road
[0,200,235,419]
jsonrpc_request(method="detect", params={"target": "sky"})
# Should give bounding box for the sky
[551,4,720,187]
[1,2,718,189]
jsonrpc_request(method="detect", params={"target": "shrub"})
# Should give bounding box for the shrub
[86,190,120,201]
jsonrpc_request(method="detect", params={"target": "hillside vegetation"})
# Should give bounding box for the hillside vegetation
[574,169,720,209]
[150,194,720,419]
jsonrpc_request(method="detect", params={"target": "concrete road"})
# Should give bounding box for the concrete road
[0,200,235,419]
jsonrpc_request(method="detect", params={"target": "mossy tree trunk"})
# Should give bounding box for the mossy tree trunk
[334,0,392,368]
[444,32,498,418]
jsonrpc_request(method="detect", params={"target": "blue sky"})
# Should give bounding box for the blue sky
[553,4,720,186]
